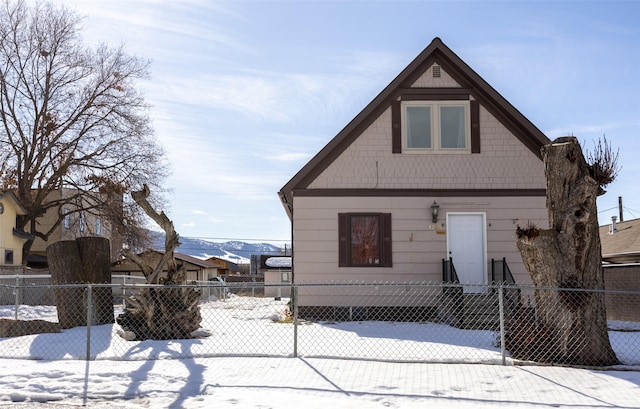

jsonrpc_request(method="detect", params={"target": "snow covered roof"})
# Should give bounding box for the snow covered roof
[265,256,292,269]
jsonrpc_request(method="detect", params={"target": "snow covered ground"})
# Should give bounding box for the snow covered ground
[0,296,639,408]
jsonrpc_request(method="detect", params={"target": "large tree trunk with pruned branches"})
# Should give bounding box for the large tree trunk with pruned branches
[514,137,618,366]
[116,185,201,340]
[47,237,114,329]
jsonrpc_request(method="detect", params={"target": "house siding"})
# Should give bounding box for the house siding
[292,195,548,306]
[29,188,122,262]
[0,196,27,266]
[280,39,551,314]
[308,105,545,190]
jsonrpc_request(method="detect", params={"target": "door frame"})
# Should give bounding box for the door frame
[446,212,488,292]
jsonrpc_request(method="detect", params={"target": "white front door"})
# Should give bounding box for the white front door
[446,213,487,293]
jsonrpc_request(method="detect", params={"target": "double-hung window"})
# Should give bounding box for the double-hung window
[339,213,392,267]
[402,101,470,153]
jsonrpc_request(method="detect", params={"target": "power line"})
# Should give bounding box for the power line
[180,236,290,243]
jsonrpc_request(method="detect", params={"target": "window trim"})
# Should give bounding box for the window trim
[4,249,13,265]
[338,212,392,268]
[401,100,471,154]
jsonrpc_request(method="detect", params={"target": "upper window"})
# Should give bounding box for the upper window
[339,213,392,267]
[402,101,470,153]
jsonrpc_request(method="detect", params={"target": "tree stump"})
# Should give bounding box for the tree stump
[116,184,202,341]
[47,237,115,329]
[515,137,618,366]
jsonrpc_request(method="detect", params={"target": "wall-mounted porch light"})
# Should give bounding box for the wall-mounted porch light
[430,201,440,223]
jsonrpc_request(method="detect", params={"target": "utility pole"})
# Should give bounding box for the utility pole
[619,196,624,222]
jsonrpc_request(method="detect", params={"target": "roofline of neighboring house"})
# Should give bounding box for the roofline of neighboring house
[121,249,222,269]
[603,262,640,268]
[603,251,640,258]
[205,256,241,272]
[0,190,28,215]
[602,250,640,264]
[277,37,551,219]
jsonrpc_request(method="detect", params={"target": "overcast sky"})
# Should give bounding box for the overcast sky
[60,0,640,244]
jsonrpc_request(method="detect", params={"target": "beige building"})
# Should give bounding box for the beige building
[279,38,550,315]
[28,188,123,263]
[0,191,33,267]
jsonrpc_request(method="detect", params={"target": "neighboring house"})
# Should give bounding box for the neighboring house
[27,188,123,264]
[0,191,33,268]
[112,251,221,282]
[600,217,640,264]
[260,255,292,298]
[599,217,640,322]
[278,38,550,318]
[205,256,241,276]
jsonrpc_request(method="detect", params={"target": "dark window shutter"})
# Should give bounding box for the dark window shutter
[338,213,348,267]
[471,100,480,153]
[381,213,392,267]
[391,100,401,153]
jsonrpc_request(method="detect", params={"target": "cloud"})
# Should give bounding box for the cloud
[71,0,248,52]
[269,152,312,162]
[545,120,640,140]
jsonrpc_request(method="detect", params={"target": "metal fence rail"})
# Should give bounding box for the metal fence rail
[0,280,638,367]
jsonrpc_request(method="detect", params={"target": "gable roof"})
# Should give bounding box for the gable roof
[278,37,550,217]
[599,218,640,263]
[0,190,27,215]
[205,256,241,272]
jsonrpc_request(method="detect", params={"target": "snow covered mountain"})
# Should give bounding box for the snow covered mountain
[151,233,286,264]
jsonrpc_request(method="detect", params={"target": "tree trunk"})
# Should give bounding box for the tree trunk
[116,184,201,340]
[515,137,618,366]
[47,237,114,329]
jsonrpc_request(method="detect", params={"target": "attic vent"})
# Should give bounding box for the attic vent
[432,64,441,78]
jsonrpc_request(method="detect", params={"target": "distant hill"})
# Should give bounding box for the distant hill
[151,233,286,264]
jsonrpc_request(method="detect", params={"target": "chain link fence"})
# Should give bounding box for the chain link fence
[0,279,638,367]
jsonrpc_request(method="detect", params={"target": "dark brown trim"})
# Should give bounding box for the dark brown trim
[293,188,546,197]
[399,88,471,101]
[338,212,393,268]
[471,100,480,153]
[381,213,392,267]
[338,213,348,267]
[400,87,472,95]
[391,100,401,154]
[401,94,470,101]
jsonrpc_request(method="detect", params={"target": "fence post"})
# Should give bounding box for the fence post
[498,284,506,366]
[293,285,298,358]
[86,284,93,361]
[14,274,19,320]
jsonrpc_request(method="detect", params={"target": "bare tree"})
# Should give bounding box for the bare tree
[515,136,619,366]
[0,0,167,258]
